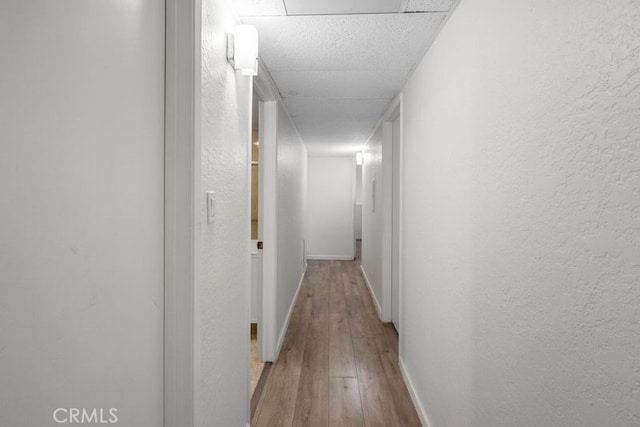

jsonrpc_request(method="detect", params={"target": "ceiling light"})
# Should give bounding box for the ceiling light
[227,25,259,76]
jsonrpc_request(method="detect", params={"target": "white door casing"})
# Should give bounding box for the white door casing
[391,114,402,331]
[254,66,280,362]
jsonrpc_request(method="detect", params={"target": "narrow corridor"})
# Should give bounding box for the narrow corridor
[251,255,421,426]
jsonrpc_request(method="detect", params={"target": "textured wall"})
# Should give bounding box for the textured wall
[199,0,251,424]
[401,0,640,426]
[361,126,385,310]
[275,102,308,342]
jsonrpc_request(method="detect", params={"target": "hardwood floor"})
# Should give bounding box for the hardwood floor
[251,256,421,427]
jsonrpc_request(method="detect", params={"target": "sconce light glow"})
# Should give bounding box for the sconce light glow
[227,25,259,76]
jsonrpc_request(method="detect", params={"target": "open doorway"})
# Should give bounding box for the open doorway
[390,113,401,332]
[381,97,402,344]
[355,160,363,260]
[250,89,265,400]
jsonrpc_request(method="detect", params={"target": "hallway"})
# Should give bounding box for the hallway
[3,0,639,425]
[252,257,421,426]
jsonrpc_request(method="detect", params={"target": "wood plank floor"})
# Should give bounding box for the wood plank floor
[251,256,422,427]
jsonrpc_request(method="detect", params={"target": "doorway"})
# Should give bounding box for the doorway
[250,90,265,398]
[381,97,403,337]
[391,113,401,331]
[355,159,364,260]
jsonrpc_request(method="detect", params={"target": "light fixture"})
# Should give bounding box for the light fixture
[227,25,259,76]
[356,152,364,165]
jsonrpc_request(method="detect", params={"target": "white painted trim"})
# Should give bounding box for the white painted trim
[254,61,278,102]
[399,357,433,427]
[164,0,200,425]
[273,266,307,362]
[260,100,279,362]
[376,95,403,329]
[381,120,393,322]
[395,98,405,359]
[364,93,403,151]
[352,154,358,260]
[388,101,403,333]
[254,60,306,146]
[253,65,291,364]
[245,81,255,427]
[255,97,265,362]
[359,265,384,321]
[382,96,403,131]
[307,255,355,261]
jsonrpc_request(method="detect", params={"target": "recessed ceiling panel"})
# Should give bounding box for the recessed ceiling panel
[271,69,409,99]
[235,0,286,16]
[403,0,455,12]
[283,0,402,15]
[244,13,445,71]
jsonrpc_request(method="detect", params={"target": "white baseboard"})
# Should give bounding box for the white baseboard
[399,357,433,427]
[273,265,307,362]
[359,265,383,320]
[307,255,354,260]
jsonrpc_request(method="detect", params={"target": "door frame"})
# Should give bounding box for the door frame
[381,95,404,339]
[164,0,200,425]
[390,112,402,330]
[164,5,281,423]
[254,64,279,362]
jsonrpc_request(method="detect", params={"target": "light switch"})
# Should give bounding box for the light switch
[207,191,216,224]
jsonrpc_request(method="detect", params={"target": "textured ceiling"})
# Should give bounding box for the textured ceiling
[237,0,456,154]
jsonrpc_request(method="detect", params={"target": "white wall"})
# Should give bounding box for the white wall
[355,164,363,239]
[399,0,640,426]
[198,0,252,424]
[361,127,385,312]
[275,102,308,346]
[307,156,355,260]
[0,1,164,426]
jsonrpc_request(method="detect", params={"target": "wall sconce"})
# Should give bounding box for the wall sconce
[227,25,259,76]
[356,152,364,165]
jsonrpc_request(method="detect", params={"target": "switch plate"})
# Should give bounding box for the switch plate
[206,191,216,224]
